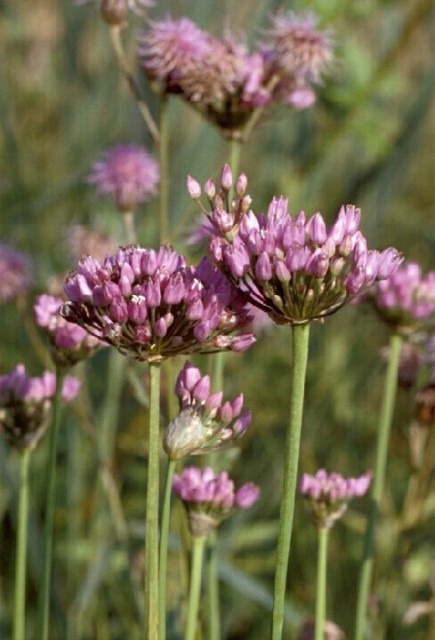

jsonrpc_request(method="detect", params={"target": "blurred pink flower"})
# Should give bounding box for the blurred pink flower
[0,243,32,303]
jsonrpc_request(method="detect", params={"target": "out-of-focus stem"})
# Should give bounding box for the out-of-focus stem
[207,531,221,640]
[14,448,31,640]
[159,93,169,244]
[123,210,137,244]
[159,458,176,640]
[314,528,329,640]
[185,536,207,640]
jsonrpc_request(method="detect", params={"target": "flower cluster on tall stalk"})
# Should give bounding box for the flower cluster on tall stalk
[0,243,32,304]
[138,11,333,139]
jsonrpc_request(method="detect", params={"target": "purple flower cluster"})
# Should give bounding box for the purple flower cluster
[0,364,80,450]
[173,466,260,536]
[300,469,372,529]
[61,245,255,362]
[34,294,103,368]
[195,168,402,325]
[163,361,251,459]
[138,12,333,137]
[363,262,435,331]
[87,144,159,212]
[0,243,32,303]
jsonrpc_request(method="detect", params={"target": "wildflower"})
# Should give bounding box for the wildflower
[87,144,159,213]
[194,167,402,325]
[0,243,32,303]
[0,364,80,450]
[163,361,251,459]
[65,224,118,263]
[300,469,372,529]
[61,245,255,363]
[34,294,103,368]
[173,466,260,536]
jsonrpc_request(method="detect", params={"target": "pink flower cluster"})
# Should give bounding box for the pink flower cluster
[62,245,255,362]
[163,361,251,459]
[0,243,32,303]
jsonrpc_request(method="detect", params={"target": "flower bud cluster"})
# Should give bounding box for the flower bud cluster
[163,361,251,459]
[0,243,32,304]
[205,187,402,324]
[300,469,372,529]
[0,364,80,450]
[34,294,103,368]
[61,245,255,362]
[173,466,260,536]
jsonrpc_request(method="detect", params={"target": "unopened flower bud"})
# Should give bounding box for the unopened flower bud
[235,173,248,196]
[220,164,233,191]
[187,175,202,200]
[204,179,216,200]
[101,0,127,26]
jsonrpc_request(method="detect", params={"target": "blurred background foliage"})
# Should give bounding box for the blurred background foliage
[0,0,434,638]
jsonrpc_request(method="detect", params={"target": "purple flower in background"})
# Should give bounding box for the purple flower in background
[65,224,118,264]
[34,294,103,368]
[195,167,402,325]
[173,466,260,536]
[61,244,255,362]
[0,364,80,450]
[0,243,32,303]
[300,469,372,529]
[163,361,252,459]
[87,144,159,212]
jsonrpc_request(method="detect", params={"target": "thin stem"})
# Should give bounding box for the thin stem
[206,531,221,640]
[314,528,329,640]
[37,366,64,640]
[145,361,161,639]
[159,94,169,244]
[229,138,242,176]
[271,323,310,640]
[355,332,403,640]
[185,536,207,640]
[123,210,137,244]
[14,448,31,640]
[159,458,176,640]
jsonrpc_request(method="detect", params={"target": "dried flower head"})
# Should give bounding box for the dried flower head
[0,243,32,303]
[87,144,159,212]
[61,245,255,363]
[173,466,260,536]
[0,364,80,450]
[300,469,372,529]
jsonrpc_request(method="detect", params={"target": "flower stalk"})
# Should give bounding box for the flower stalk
[315,527,329,640]
[159,93,170,244]
[185,535,207,640]
[159,457,176,640]
[14,448,31,640]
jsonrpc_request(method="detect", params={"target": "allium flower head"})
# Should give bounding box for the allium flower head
[34,294,104,368]
[173,466,260,536]
[195,169,402,325]
[163,361,251,459]
[0,243,32,303]
[300,469,372,529]
[0,364,80,450]
[87,144,159,212]
[65,224,118,264]
[61,245,255,363]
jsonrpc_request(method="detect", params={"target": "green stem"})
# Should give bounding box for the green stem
[123,210,137,244]
[355,332,403,640]
[37,366,64,640]
[159,458,176,640]
[14,448,31,640]
[185,536,207,640]
[229,138,242,176]
[314,528,329,640]
[206,531,221,640]
[271,323,310,640]
[145,361,161,639]
[159,94,169,244]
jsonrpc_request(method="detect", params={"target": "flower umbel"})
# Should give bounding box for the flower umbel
[300,469,372,529]
[61,245,255,362]
[173,466,260,536]
[0,243,32,303]
[163,361,252,459]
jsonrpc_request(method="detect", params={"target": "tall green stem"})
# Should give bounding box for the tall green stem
[229,138,241,176]
[271,323,310,640]
[14,448,31,640]
[206,532,221,640]
[314,528,329,640]
[159,458,176,640]
[145,361,161,639]
[159,94,169,244]
[37,366,64,640]
[185,536,207,640]
[355,332,403,640]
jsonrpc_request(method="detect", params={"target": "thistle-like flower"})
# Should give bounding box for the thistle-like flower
[300,469,372,529]
[0,243,32,303]
[61,245,255,362]
[0,364,80,450]
[87,144,159,213]
[163,361,251,459]
[34,294,103,368]
[192,167,402,325]
[173,466,260,537]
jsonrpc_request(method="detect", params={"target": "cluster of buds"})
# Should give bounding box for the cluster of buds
[163,361,251,459]
[195,166,402,325]
[0,243,32,304]
[61,245,255,362]
[172,466,260,537]
[0,364,80,451]
[34,294,104,368]
[138,12,333,138]
[300,469,372,529]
